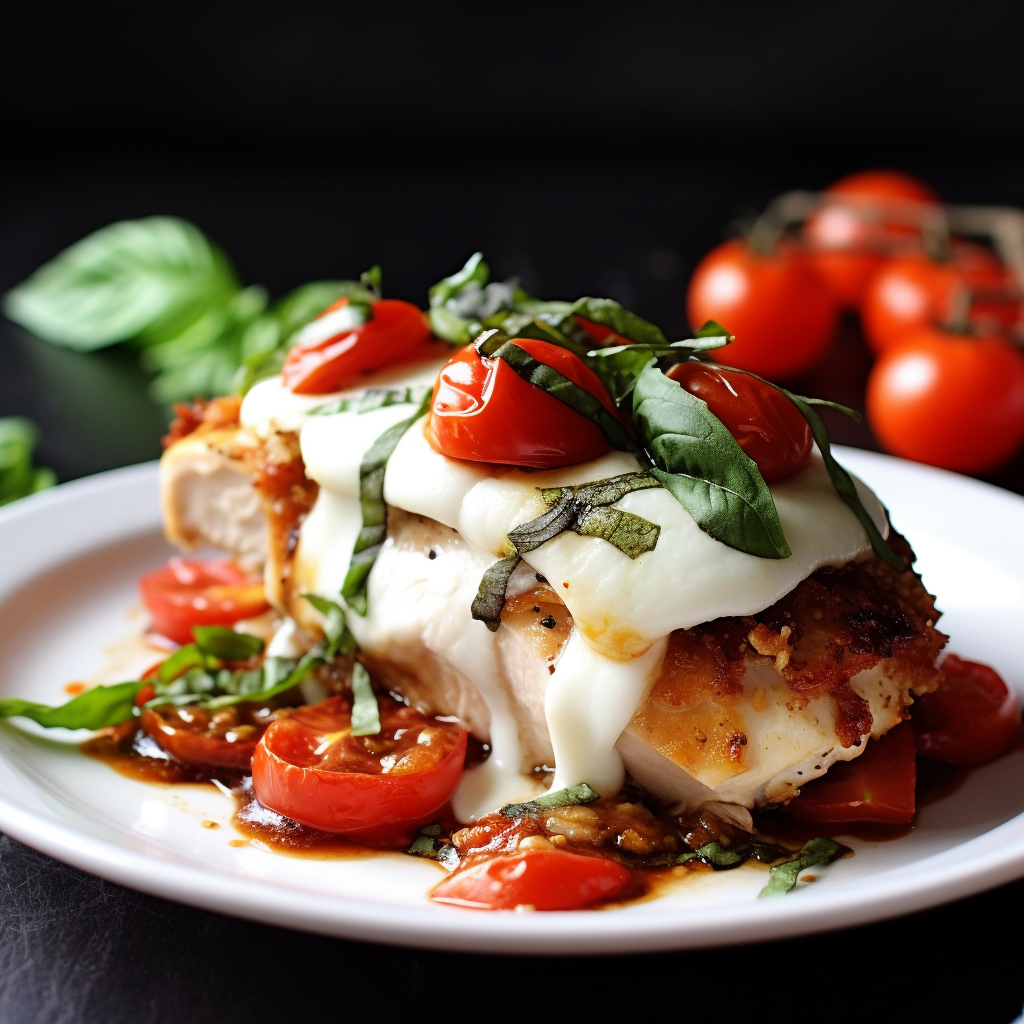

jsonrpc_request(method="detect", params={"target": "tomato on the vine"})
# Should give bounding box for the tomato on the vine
[803,169,940,310]
[282,296,434,394]
[430,847,631,910]
[251,694,467,843]
[914,654,1021,766]
[784,721,917,825]
[865,326,1024,474]
[685,239,838,381]
[666,361,812,482]
[138,557,269,646]
[860,242,1023,355]
[426,338,617,469]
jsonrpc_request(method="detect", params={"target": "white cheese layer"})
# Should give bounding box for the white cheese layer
[241,370,889,819]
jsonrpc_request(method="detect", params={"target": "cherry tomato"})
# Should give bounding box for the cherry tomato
[914,654,1022,766]
[138,557,269,646]
[251,694,467,842]
[281,297,433,394]
[860,242,1023,354]
[140,703,268,770]
[426,338,617,469]
[784,721,917,825]
[803,170,940,310]
[865,326,1024,474]
[430,848,631,910]
[685,239,839,381]
[666,362,812,482]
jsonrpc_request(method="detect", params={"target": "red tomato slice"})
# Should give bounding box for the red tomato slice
[914,654,1022,766]
[140,704,265,771]
[281,297,433,394]
[251,694,467,842]
[784,722,917,825]
[430,848,631,910]
[426,338,618,469]
[666,362,812,482]
[138,557,269,646]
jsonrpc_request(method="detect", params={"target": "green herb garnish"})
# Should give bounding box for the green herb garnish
[0,418,56,506]
[499,782,600,819]
[759,837,841,896]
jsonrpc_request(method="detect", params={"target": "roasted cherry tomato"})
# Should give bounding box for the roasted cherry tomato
[685,239,838,381]
[138,557,269,646]
[803,169,940,310]
[784,721,917,825]
[281,296,433,394]
[667,362,812,482]
[430,847,631,910]
[251,694,467,842]
[860,242,1023,354]
[865,326,1024,474]
[426,338,617,468]
[914,654,1022,766]
[140,703,269,771]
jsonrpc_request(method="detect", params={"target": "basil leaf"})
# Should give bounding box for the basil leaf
[342,393,431,615]
[191,626,265,661]
[500,782,600,819]
[3,217,240,351]
[774,387,902,570]
[349,662,381,737]
[518,296,667,348]
[0,681,144,730]
[428,252,490,308]
[302,593,357,658]
[633,365,791,559]
[307,385,432,417]
[471,549,522,633]
[759,837,840,896]
[0,418,56,507]
[487,339,643,457]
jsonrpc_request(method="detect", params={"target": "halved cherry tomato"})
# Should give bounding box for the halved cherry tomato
[430,847,631,910]
[860,241,1023,354]
[140,703,269,771]
[685,239,839,381]
[281,297,433,394]
[138,557,269,646]
[865,326,1024,474]
[914,654,1022,766]
[251,694,467,842]
[667,362,812,483]
[803,169,940,310]
[426,338,617,468]
[784,721,917,825]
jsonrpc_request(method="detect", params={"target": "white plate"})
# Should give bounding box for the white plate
[1,450,1023,954]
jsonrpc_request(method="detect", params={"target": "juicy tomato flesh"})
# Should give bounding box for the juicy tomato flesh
[140,702,270,771]
[426,337,617,468]
[281,297,433,394]
[784,721,917,825]
[430,847,631,911]
[667,362,812,483]
[138,557,269,646]
[914,654,1022,766]
[251,694,467,842]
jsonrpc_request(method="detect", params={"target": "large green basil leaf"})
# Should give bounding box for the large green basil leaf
[632,365,791,558]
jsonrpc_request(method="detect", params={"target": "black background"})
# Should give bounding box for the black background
[3,3,1024,1022]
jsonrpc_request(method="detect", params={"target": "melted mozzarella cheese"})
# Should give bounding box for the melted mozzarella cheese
[240,368,889,819]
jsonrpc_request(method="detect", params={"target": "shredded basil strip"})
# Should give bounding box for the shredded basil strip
[307,385,432,418]
[341,391,432,615]
[759,837,841,897]
[0,681,145,731]
[349,662,381,737]
[633,364,791,559]
[471,549,522,632]
[190,626,264,661]
[675,841,746,869]
[302,593,357,659]
[500,782,600,819]
[480,336,643,458]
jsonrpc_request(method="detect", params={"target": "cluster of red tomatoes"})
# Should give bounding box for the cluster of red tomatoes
[686,170,1024,476]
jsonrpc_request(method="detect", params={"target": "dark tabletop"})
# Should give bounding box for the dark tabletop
[4,5,1024,1021]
